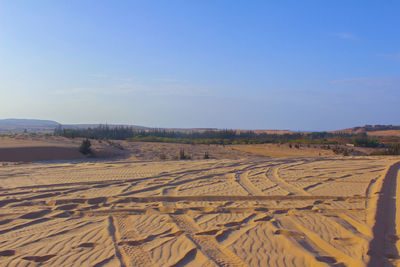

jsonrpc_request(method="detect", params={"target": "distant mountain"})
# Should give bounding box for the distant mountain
[0,119,59,132]
[0,119,149,133]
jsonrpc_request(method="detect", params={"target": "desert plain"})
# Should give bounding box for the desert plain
[0,136,399,267]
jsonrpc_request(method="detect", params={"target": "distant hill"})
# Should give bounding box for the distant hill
[333,125,400,137]
[0,119,59,132]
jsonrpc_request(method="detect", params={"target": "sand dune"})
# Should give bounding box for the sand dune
[0,146,85,162]
[0,136,253,163]
[0,153,399,266]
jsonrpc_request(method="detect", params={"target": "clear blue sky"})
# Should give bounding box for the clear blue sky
[1,1,399,131]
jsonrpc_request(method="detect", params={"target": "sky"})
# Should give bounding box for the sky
[1,1,399,131]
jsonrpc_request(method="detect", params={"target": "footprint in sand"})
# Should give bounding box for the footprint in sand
[316,256,337,263]
[55,204,79,210]
[87,197,107,205]
[19,209,52,219]
[195,229,220,236]
[273,209,289,214]
[0,250,15,257]
[77,242,97,248]
[22,255,56,263]
[274,229,305,239]
[333,236,357,245]
[254,215,273,222]
[163,231,184,238]
[52,211,76,218]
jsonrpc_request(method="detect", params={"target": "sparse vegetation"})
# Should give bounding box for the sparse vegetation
[371,144,400,155]
[352,135,379,148]
[107,140,124,150]
[54,125,400,152]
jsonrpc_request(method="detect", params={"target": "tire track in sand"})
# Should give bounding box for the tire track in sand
[107,216,154,267]
[114,216,154,267]
[170,214,248,267]
[161,180,248,267]
[265,163,312,196]
[367,161,400,266]
[235,171,263,196]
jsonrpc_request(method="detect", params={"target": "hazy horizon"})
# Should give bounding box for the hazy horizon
[1,1,399,131]
[2,117,398,133]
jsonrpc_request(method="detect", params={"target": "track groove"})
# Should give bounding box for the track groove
[367,161,400,266]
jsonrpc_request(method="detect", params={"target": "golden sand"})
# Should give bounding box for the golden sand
[0,149,399,266]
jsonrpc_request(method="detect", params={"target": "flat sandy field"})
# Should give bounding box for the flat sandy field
[0,139,399,266]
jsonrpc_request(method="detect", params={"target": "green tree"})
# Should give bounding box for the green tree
[79,139,92,155]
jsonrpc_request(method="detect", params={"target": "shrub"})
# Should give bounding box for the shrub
[179,149,191,160]
[79,138,92,155]
[332,145,351,156]
[204,152,210,159]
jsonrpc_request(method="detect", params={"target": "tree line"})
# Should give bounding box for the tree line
[54,124,391,148]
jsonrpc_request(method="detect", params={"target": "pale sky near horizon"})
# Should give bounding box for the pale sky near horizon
[1,1,399,131]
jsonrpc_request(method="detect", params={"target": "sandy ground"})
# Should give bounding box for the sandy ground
[231,144,335,158]
[0,135,370,163]
[0,137,344,165]
[0,136,90,162]
[0,136,252,162]
[0,150,399,266]
[367,130,400,137]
